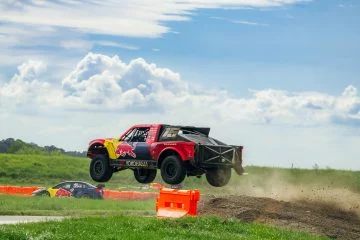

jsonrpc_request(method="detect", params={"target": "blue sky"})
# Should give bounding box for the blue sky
[0,0,359,169]
[88,0,360,95]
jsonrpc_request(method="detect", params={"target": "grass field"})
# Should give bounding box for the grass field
[0,195,155,216]
[0,215,328,240]
[1,154,359,194]
[2,153,356,240]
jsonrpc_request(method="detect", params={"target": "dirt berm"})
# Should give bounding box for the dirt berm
[198,195,360,240]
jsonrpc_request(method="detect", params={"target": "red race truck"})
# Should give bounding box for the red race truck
[87,124,244,187]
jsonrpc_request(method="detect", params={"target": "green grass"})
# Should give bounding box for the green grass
[0,216,328,240]
[0,154,350,239]
[0,154,135,189]
[0,195,155,216]
[1,154,359,194]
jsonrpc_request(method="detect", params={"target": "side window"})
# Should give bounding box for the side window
[122,129,136,141]
[132,128,149,142]
[162,128,180,138]
[54,183,72,190]
[54,183,69,189]
[62,183,72,190]
[73,182,84,188]
[159,127,180,141]
[122,128,150,142]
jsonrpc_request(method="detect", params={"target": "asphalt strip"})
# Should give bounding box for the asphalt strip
[0,216,65,225]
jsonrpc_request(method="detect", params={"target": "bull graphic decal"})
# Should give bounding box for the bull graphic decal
[55,188,71,197]
[115,142,137,158]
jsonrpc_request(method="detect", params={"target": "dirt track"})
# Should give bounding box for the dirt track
[198,195,360,240]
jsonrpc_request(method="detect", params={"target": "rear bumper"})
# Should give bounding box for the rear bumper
[194,144,244,174]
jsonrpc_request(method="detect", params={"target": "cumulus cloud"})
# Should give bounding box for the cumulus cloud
[0,60,55,113]
[57,53,183,111]
[0,52,359,127]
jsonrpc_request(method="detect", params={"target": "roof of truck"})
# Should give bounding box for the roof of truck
[131,124,210,136]
[131,123,210,129]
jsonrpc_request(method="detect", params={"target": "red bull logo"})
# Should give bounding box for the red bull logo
[116,142,137,158]
[55,188,71,197]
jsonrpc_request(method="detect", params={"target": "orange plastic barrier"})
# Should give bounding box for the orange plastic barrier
[156,188,200,218]
[103,190,158,200]
[0,185,40,196]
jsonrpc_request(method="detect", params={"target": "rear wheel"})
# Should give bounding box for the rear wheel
[160,155,186,184]
[206,168,231,187]
[80,193,91,199]
[90,155,113,182]
[134,169,157,184]
[41,191,50,197]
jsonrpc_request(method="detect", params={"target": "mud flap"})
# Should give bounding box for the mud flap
[233,145,244,175]
[234,162,245,175]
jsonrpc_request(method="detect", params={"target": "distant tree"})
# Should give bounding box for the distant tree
[0,138,86,157]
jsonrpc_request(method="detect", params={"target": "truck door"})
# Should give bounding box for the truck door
[118,127,152,160]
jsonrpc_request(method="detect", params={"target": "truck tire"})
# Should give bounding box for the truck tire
[206,168,231,187]
[90,154,113,182]
[160,155,186,184]
[134,169,157,184]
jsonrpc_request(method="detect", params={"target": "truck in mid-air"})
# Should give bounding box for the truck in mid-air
[87,124,244,187]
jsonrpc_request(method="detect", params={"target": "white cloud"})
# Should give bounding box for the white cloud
[60,40,93,50]
[230,20,269,26]
[0,23,88,66]
[94,41,139,51]
[210,16,268,26]
[0,0,308,66]
[0,0,307,38]
[1,53,359,128]
[60,40,139,51]
[0,60,59,113]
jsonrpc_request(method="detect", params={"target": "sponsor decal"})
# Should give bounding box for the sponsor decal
[116,142,137,158]
[164,143,177,146]
[55,188,71,197]
[126,160,149,167]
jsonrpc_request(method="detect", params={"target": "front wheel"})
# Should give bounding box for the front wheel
[90,155,113,182]
[134,169,157,184]
[160,155,186,185]
[79,193,91,199]
[206,168,231,187]
[34,190,50,197]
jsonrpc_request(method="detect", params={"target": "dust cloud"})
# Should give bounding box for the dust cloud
[224,171,360,216]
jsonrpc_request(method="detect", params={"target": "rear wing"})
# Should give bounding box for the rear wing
[181,127,210,136]
[161,125,210,136]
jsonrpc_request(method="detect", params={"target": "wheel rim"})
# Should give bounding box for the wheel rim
[94,160,104,176]
[165,163,176,178]
[139,169,146,177]
[137,169,147,179]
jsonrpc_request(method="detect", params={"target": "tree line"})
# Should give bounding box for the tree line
[0,138,86,157]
